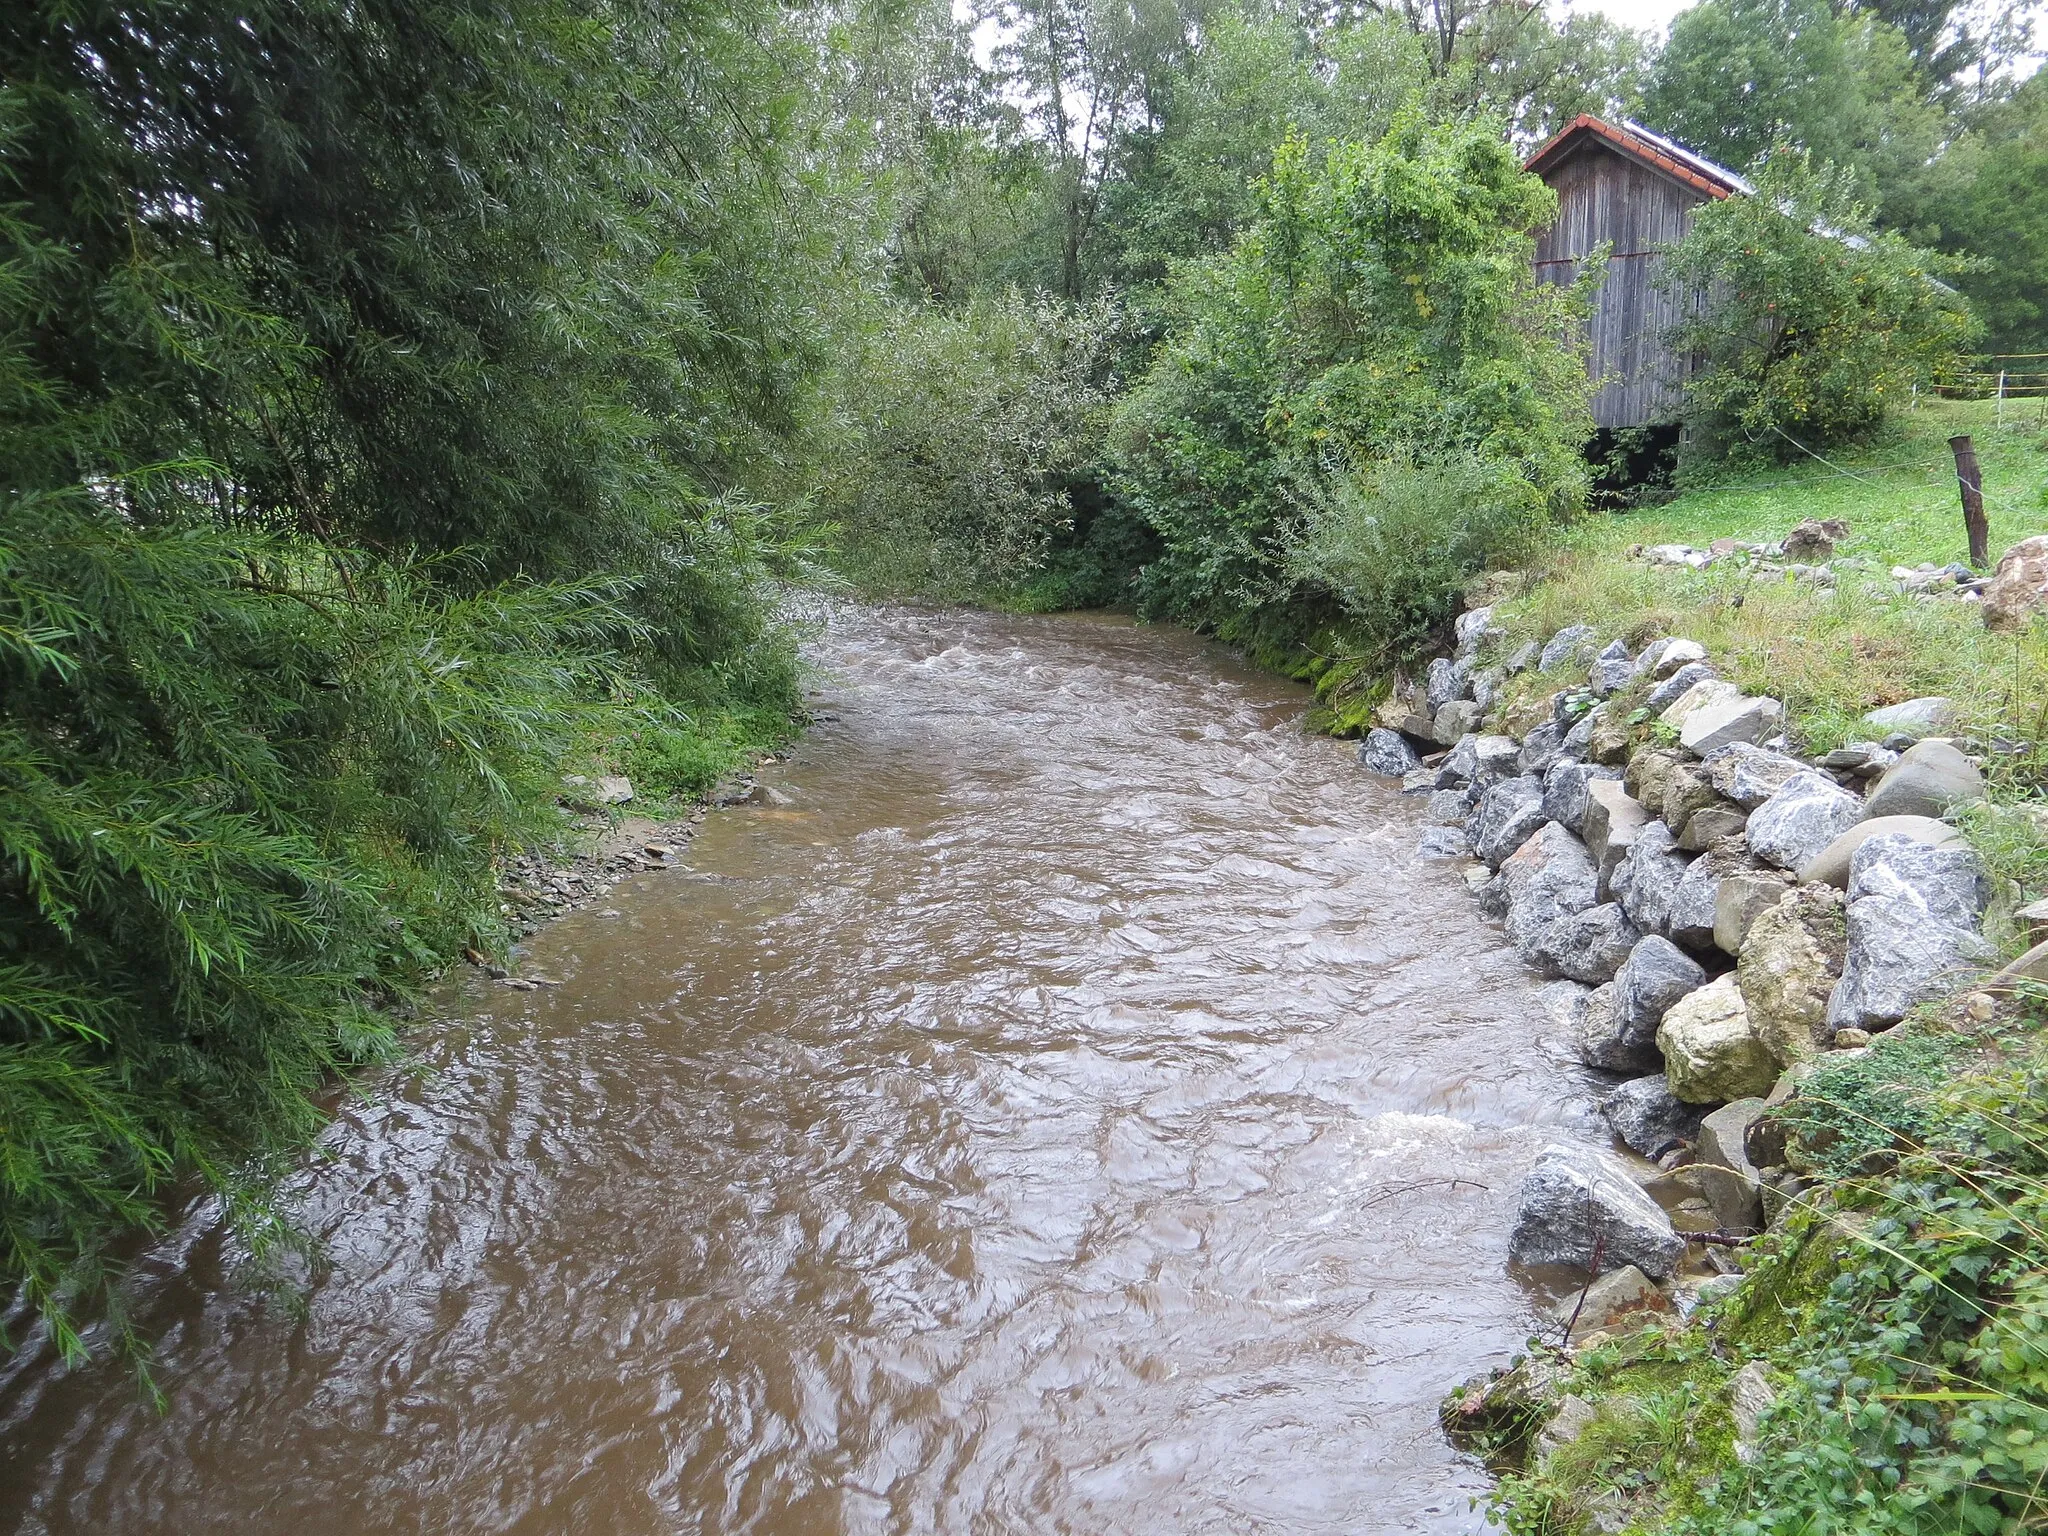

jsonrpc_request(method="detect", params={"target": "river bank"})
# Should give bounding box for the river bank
[1369,465,2048,1529]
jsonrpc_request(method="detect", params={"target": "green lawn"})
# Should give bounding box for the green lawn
[1588,397,2048,567]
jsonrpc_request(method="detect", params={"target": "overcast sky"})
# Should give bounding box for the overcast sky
[1557,0,1692,40]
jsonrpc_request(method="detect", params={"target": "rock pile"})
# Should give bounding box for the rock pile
[1362,593,2008,1286]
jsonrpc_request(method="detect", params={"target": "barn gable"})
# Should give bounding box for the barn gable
[1524,117,1748,431]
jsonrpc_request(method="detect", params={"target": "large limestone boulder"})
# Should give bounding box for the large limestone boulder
[1983,534,2048,631]
[1433,699,1482,745]
[1473,775,1549,868]
[1659,975,1778,1103]
[1745,771,1867,871]
[1518,719,1572,777]
[1863,739,1987,821]
[1601,1074,1705,1158]
[1797,815,1963,888]
[1668,850,1728,952]
[1543,760,1621,836]
[1537,902,1641,985]
[1426,656,1467,713]
[1702,744,1811,810]
[1715,865,1797,955]
[1646,661,1718,714]
[1681,694,1786,756]
[1614,935,1707,1054]
[1571,980,1650,1072]
[1454,605,1498,658]
[1439,732,1522,791]
[1737,885,1847,1066]
[1584,780,1653,896]
[1612,821,1694,938]
[1358,728,1422,778]
[1508,1145,1687,1279]
[1864,697,1953,741]
[1659,677,1740,733]
[1540,624,1599,672]
[1829,835,1995,1033]
[1500,822,1601,972]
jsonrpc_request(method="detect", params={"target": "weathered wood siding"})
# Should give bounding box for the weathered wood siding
[1533,142,1708,429]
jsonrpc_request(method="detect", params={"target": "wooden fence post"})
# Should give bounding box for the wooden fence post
[1950,434,1990,568]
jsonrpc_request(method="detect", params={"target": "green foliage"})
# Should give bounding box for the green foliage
[1663,148,1982,459]
[0,0,815,1361]
[1773,1028,1976,1178]
[1644,0,1943,219]
[1918,74,2048,355]
[808,289,1123,599]
[1109,112,1592,651]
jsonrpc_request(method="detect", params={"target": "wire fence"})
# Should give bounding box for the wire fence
[1934,356,2048,425]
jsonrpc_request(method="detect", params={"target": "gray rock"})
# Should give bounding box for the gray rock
[1829,836,1996,1032]
[1476,871,1510,917]
[1537,1395,1601,1459]
[1403,768,1438,793]
[1680,693,1786,755]
[1695,1098,1768,1231]
[1508,1145,1687,1279]
[1473,775,1549,868]
[1540,624,1598,673]
[1667,853,1725,951]
[1624,747,1685,812]
[1542,760,1622,836]
[1438,732,1522,790]
[1715,867,1797,955]
[1614,935,1708,1051]
[1455,605,1499,659]
[1595,637,1630,663]
[1424,789,1473,826]
[1554,1264,1668,1345]
[1660,763,1720,840]
[1659,975,1778,1103]
[1501,823,1602,971]
[1821,741,1898,777]
[1660,677,1741,733]
[1863,696,1954,740]
[1503,640,1540,675]
[1649,638,1708,678]
[1427,656,1466,714]
[1542,902,1642,985]
[1731,1361,1777,1463]
[1358,728,1422,778]
[1471,667,1502,712]
[1589,656,1638,697]
[1646,661,1720,714]
[1797,814,1964,888]
[1417,826,1471,859]
[1746,771,1867,871]
[1678,804,1750,851]
[1612,820,1694,938]
[1863,739,1987,821]
[1602,1075,1705,1158]
[1552,689,1592,726]
[1561,709,1600,758]
[1573,980,1652,1071]
[1537,978,1593,1038]
[1433,698,1483,745]
[1518,719,1572,777]
[1703,743,1814,810]
[594,775,634,805]
[1584,780,1653,897]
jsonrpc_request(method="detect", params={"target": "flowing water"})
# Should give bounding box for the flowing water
[0,606,1617,1535]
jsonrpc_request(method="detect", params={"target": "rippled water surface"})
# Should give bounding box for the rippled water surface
[0,606,1615,1535]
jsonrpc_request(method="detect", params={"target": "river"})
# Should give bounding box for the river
[0,605,1614,1535]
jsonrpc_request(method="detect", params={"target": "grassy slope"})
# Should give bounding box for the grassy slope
[1469,402,2048,1533]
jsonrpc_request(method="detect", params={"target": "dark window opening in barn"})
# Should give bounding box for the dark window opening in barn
[1587,424,1682,509]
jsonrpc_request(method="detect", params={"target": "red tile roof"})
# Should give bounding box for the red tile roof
[1524,115,1750,201]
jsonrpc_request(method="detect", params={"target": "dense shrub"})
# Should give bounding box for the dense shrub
[1108,112,1594,657]
[1663,148,1980,460]
[0,0,809,1355]
[808,289,1122,598]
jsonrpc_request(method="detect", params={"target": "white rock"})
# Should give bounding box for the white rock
[1745,771,1867,872]
[1680,694,1785,755]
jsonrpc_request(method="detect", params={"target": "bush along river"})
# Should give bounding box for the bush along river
[0,606,1628,1535]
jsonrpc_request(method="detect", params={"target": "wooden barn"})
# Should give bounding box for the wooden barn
[1524,116,1750,431]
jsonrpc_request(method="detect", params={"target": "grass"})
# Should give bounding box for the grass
[1486,399,2048,881]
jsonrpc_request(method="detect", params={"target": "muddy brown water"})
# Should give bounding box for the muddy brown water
[0,606,1618,1535]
